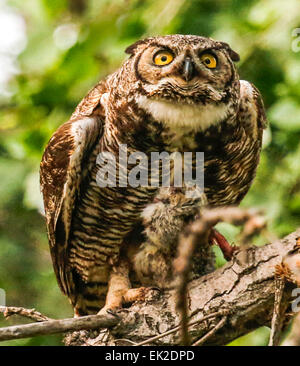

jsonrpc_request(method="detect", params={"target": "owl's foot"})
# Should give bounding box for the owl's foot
[210,228,237,261]
[98,305,120,316]
[98,286,159,315]
[123,287,149,303]
[98,259,160,315]
[124,286,161,306]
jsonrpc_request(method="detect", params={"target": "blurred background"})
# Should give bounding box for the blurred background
[0,0,300,346]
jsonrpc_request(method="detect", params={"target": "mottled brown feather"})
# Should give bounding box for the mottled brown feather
[40,81,106,295]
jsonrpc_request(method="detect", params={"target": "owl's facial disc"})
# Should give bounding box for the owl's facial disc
[135,42,237,130]
[136,45,233,101]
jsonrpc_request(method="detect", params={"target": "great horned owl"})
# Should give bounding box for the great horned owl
[40,34,267,316]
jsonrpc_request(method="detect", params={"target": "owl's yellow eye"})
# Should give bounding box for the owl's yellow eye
[153,51,174,66]
[200,53,217,69]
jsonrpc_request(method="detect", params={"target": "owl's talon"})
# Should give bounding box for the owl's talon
[147,286,162,295]
[123,286,161,304]
[98,306,115,316]
[145,287,162,302]
[106,309,120,318]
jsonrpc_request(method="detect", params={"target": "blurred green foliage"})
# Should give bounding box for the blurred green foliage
[0,0,300,346]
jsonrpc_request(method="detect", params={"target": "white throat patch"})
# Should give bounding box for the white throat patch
[136,95,229,131]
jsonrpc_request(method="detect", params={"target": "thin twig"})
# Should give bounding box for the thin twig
[134,310,229,346]
[192,316,227,346]
[270,240,300,346]
[0,306,52,322]
[113,338,138,346]
[268,277,286,346]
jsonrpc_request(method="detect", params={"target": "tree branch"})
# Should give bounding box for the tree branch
[0,313,119,341]
[0,306,52,322]
[1,214,299,345]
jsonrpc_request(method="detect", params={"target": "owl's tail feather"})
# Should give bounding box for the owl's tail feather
[73,276,108,316]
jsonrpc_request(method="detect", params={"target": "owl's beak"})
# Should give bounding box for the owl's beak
[182,57,195,82]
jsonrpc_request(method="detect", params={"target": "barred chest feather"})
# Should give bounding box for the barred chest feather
[159,121,260,206]
[68,89,262,285]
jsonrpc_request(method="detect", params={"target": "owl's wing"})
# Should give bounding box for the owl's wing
[239,80,267,134]
[40,82,106,296]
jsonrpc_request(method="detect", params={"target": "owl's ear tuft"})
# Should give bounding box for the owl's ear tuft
[219,42,240,62]
[125,38,153,55]
[125,39,147,55]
